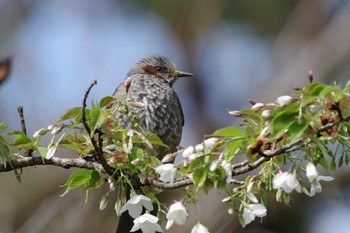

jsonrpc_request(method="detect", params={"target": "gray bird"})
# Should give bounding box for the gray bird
[113,55,193,158]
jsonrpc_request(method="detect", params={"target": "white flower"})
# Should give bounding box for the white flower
[51,125,63,135]
[47,125,54,130]
[261,109,272,118]
[259,125,270,138]
[203,138,219,148]
[209,161,219,172]
[120,195,153,218]
[166,202,188,229]
[246,192,258,203]
[131,213,163,233]
[273,171,301,193]
[247,180,254,192]
[45,145,57,159]
[32,128,46,139]
[182,146,194,158]
[276,95,293,107]
[155,164,177,185]
[221,160,232,184]
[191,223,210,233]
[306,162,334,197]
[195,143,204,152]
[252,103,265,111]
[242,204,267,227]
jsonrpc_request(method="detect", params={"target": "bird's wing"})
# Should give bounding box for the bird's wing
[174,91,185,127]
[112,82,127,99]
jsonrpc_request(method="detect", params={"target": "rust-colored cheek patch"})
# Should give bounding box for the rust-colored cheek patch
[143,65,157,75]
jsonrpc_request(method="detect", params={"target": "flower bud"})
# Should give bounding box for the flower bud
[32,128,46,139]
[276,95,293,107]
[261,109,271,118]
[228,110,243,117]
[203,137,219,148]
[51,125,64,135]
[195,144,204,152]
[47,125,54,130]
[182,146,194,158]
[162,152,177,163]
[131,158,141,165]
[251,103,265,111]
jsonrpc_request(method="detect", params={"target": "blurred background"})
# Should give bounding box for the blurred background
[1,0,350,232]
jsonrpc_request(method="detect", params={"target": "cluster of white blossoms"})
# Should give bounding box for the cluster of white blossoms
[154,138,219,185]
[120,194,209,233]
[182,138,219,164]
[272,162,333,196]
[32,124,65,159]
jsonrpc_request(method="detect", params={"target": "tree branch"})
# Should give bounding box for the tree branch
[0,156,103,172]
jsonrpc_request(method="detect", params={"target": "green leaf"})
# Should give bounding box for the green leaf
[260,192,268,207]
[90,108,109,135]
[59,133,91,155]
[271,105,300,138]
[287,119,309,140]
[60,169,103,197]
[303,82,326,96]
[319,85,342,100]
[100,96,117,108]
[211,126,244,137]
[7,130,26,137]
[133,132,169,149]
[0,122,7,130]
[0,140,10,165]
[193,168,207,188]
[36,145,48,157]
[13,134,32,146]
[59,107,82,122]
[224,139,243,161]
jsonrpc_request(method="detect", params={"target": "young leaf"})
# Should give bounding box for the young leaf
[193,167,207,188]
[58,107,82,122]
[211,126,244,137]
[0,140,10,165]
[133,132,169,149]
[36,145,48,157]
[13,134,32,147]
[90,108,109,135]
[0,122,7,130]
[224,139,243,161]
[100,96,117,108]
[60,169,103,197]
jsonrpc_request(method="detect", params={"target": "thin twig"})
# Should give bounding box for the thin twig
[17,106,27,135]
[81,80,114,176]
[17,105,33,157]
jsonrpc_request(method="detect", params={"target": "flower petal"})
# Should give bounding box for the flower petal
[191,223,210,233]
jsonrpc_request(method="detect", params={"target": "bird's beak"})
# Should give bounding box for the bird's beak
[174,70,194,78]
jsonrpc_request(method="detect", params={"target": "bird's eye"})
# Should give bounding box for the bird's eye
[155,66,165,72]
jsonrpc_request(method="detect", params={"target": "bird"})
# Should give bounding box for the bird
[113,56,193,233]
[113,55,193,158]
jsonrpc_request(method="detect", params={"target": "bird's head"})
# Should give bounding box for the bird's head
[127,56,193,86]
